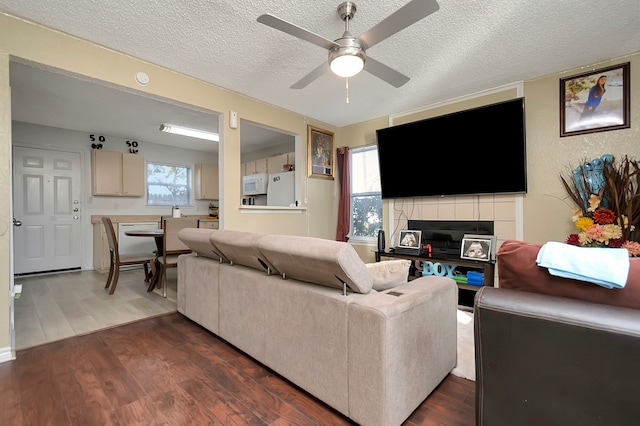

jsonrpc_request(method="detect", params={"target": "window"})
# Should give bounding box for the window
[147,162,192,205]
[350,146,382,239]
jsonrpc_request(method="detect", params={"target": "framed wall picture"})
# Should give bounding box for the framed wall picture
[307,125,334,180]
[560,62,630,137]
[460,235,496,262]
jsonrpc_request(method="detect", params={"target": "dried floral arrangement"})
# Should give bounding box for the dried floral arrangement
[561,154,640,256]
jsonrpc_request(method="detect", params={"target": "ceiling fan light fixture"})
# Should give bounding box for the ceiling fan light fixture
[330,54,364,78]
[159,124,219,142]
[329,44,365,78]
[259,0,440,88]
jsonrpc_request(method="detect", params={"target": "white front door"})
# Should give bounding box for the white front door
[12,146,82,274]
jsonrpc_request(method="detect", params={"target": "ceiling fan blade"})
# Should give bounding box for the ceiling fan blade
[364,57,410,88]
[358,0,440,50]
[290,62,329,89]
[257,14,339,51]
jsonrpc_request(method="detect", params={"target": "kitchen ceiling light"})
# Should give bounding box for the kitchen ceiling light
[159,124,219,142]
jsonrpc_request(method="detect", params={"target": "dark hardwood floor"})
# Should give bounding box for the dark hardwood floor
[0,312,475,425]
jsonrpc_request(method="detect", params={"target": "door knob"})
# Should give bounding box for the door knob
[13,218,22,227]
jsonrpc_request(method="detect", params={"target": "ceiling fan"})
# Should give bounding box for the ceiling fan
[257,0,440,89]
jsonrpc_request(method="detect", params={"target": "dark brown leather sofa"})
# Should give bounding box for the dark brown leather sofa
[474,240,640,426]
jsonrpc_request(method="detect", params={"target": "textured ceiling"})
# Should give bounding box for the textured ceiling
[2,0,640,135]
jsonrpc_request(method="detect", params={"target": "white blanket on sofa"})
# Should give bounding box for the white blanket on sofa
[536,241,629,289]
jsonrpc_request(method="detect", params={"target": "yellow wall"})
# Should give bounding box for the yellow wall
[0,53,11,353]
[524,53,640,244]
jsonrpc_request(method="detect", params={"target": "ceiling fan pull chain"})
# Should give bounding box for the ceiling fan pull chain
[345,77,350,104]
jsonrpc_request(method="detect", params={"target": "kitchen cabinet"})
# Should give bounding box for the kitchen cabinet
[122,154,145,195]
[198,219,219,229]
[242,161,251,176]
[244,152,295,175]
[194,163,219,200]
[93,222,110,273]
[242,158,268,176]
[267,153,289,174]
[286,151,295,166]
[91,150,145,196]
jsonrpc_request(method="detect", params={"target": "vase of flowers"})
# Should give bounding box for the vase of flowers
[561,154,640,256]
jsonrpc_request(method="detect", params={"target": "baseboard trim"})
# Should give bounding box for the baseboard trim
[0,346,16,363]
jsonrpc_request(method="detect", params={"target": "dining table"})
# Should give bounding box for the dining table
[124,229,164,292]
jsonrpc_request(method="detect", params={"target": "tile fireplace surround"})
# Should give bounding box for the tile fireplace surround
[392,194,518,247]
[389,193,521,286]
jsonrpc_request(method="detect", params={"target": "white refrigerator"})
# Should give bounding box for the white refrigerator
[267,171,295,206]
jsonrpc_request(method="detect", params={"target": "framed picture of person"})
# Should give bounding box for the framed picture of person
[559,62,630,137]
[460,235,496,262]
[307,125,334,180]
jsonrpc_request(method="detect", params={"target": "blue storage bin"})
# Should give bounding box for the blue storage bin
[466,271,484,286]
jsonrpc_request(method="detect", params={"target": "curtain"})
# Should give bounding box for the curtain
[336,146,350,241]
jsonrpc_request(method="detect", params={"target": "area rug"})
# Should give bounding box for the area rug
[451,309,475,381]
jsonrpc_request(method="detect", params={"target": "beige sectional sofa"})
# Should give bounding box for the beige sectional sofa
[176,228,458,426]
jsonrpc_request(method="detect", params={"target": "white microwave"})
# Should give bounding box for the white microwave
[242,173,268,195]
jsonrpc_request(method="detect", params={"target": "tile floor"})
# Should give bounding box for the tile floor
[13,266,177,350]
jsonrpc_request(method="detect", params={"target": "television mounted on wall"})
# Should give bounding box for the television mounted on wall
[376,97,527,199]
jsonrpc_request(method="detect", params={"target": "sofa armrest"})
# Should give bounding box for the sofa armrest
[365,259,411,291]
[474,286,640,426]
[497,239,640,309]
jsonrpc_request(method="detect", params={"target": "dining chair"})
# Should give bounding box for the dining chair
[157,217,199,297]
[101,216,156,295]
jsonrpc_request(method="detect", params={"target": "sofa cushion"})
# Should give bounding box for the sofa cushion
[258,234,373,294]
[365,259,411,291]
[209,230,279,274]
[177,228,227,262]
[497,239,640,310]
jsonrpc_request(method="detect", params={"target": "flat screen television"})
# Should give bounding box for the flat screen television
[376,97,527,199]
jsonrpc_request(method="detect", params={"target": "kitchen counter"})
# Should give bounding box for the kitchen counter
[90,215,218,224]
[91,215,162,224]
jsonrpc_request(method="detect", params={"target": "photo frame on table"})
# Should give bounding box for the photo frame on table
[398,230,422,250]
[307,125,334,180]
[559,62,630,137]
[460,234,496,262]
